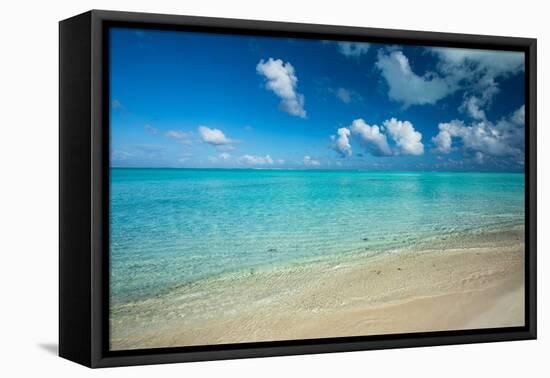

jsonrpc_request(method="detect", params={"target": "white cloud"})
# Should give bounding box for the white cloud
[384,118,424,155]
[430,47,524,111]
[198,126,235,146]
[337,42,371,57]
[341,118,424,157]
[432,129,453,154]
[165,130,192,144]
[376,50,455,107]
[430,48,524,78]
[350,119,392,156]
[256,58,306,118]
[331,127,352,157]
[511,105,525,125]
[460,96,487,121]
[434,120,513,156]
[303,155,321,166]
[239,154,274,165]
[432,104,525,160]
[375,47,524,111]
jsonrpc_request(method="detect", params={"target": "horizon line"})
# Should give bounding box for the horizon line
[110,166,525,174]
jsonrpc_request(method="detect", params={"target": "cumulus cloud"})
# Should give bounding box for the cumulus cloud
[338,118,424,157]
[432,129,453,154]
[198,126,236,147]
[376,50,455,107]
[331,127,352,157]
[431,47,524,112]
[376,47,524,111]
[432,67,524,161]
[256,58,306,118]
[350,119,392,156]
[166,130,192,145]
[303,155,321,166]
[239,154,274,165]
[432,104,525,160]
[337,42,371,57]
[430,48,524,78]
[433,120,519,156]
[460,96,487,121]
[384,118,424,155]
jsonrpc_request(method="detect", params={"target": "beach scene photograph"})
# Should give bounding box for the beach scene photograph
[109,28,526,351]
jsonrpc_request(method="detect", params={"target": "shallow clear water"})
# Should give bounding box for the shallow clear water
[110,169,525,305]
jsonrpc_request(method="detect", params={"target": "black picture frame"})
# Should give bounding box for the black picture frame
[59,9,537,368]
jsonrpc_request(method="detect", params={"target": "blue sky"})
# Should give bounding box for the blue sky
[110,28,525,171]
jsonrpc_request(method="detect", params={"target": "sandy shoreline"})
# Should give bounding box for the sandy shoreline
[110,226,524,350]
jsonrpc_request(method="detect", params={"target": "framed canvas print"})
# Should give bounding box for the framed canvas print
[59,10,537,368]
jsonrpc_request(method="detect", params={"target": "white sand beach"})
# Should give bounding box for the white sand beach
[110,227,524,350]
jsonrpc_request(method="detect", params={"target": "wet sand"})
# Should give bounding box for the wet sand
[110,227,524,350]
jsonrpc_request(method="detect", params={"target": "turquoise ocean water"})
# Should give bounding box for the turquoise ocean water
[110,169,524,305]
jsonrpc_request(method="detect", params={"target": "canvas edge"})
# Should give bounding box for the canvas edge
[59,10,94,367]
